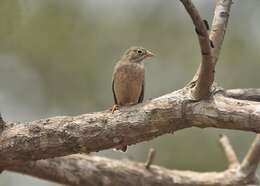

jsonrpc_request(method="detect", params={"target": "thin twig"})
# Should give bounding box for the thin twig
[145,148,156,169]
[219,134,239,169]
[240,135,260,176]
[210,0,233,66]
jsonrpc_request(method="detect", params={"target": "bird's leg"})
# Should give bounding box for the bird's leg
[111,104,119,114]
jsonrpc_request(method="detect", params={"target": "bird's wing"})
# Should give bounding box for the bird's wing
[138,79,144,103]
[112,79,118,104]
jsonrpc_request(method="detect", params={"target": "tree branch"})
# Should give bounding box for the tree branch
[180,0,214,99]
[145,148,156,169]
[0,0,237,169]
[226,89,260,102]
[219,134,239,169]
[1,89,260,167]
[7,135,260,186]
[5,154,257,186]
[240,135,260,176]
[210,0,233,66]
[0,2,258,186]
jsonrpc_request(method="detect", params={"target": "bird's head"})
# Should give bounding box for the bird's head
[122,46,155,63]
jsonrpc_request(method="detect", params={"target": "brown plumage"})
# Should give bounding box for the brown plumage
[112,46,155,152]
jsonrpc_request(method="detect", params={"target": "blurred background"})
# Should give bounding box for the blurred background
[0,0,260,185]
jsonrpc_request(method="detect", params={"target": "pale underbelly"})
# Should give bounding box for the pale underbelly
[114,74,143,106]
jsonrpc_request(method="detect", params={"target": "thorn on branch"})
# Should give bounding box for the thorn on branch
[218,134,239,169]
[145,148,156,169]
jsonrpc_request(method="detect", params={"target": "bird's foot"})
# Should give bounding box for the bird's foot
[111,104,119,114]
[116,145,127,152]
[113,145,128,152]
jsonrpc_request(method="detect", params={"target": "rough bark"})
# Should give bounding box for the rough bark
[7,135,260,186]
[5,155,257,186]
[226,89,260,102]
[1,89,260,167]
[3,1,260,186]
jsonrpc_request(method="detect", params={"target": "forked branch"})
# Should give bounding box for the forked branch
[181,0,232,99]
[180,0,214,99]
[3,1,259,186]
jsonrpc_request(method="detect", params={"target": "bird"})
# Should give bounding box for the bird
[112,46,155,152]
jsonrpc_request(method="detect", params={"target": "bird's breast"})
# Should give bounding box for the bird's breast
[113,63,144,106]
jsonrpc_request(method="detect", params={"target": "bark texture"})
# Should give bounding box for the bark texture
[7,135,260,186]
[3,1,260,186]
[6,155,258,186]
[226,89,260,102]
[1,89,260,167]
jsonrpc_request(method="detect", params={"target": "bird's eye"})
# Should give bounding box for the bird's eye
[137,50,143,54]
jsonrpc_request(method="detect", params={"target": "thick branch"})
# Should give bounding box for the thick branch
[180,0,214,99]
[0,0,237,168]
[226,89,260,102]
[7,154,257,186]
[1,89,260,166]
[219,134,239,169]
[240,135,260,176]
[0,1,257,186]
[8,135,260,186]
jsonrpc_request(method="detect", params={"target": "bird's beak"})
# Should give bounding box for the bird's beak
[145,50,155,58]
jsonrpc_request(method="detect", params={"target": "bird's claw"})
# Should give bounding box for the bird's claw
[111,104,119,114]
